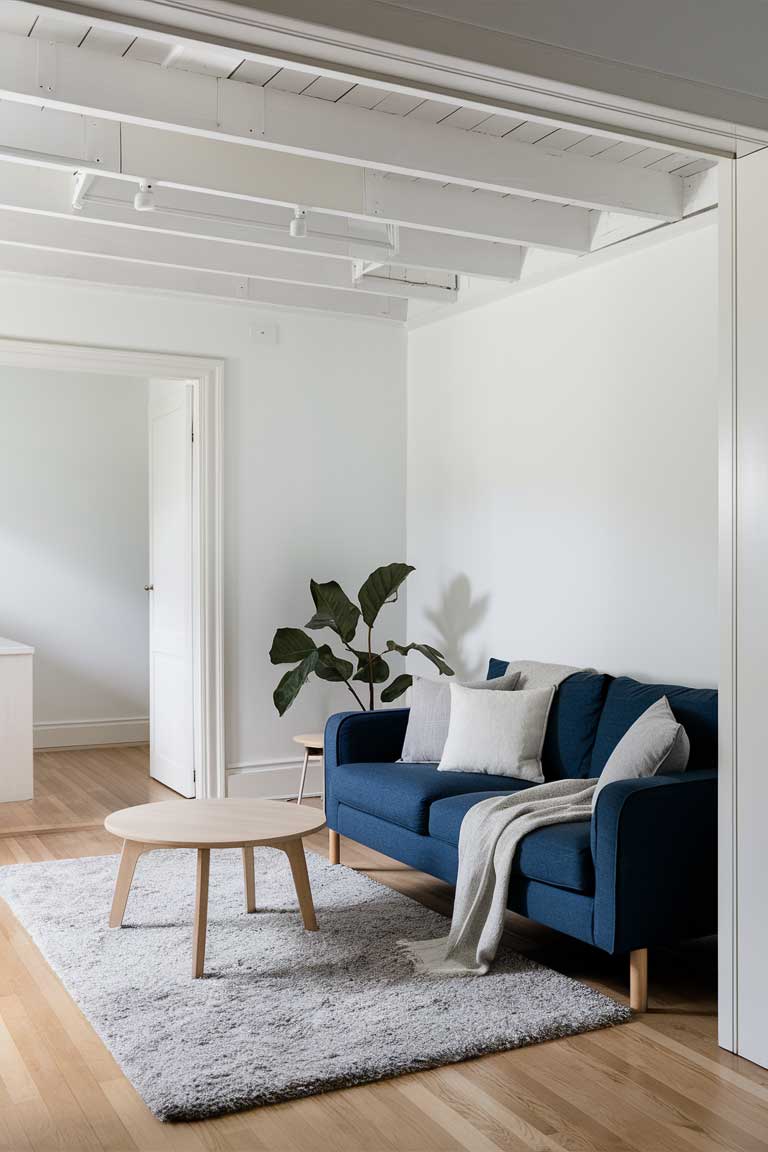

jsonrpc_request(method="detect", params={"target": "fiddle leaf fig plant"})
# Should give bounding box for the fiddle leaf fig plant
[269,563,453,715]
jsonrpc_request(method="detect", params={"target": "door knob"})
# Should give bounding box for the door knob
[144,584,154,591]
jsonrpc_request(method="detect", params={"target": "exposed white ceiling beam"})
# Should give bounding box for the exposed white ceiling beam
[80,193,395,262]
[79,197,523,279]
[384,228,522,281]
[0,31,683,219]
[0,207,460,300]
[355,266,458,303]
[590,168,718,250]
[71,171,95,210]
[21,0,742,156]
[0,162,524,284]
[259,88,681,220]
[0,158,397,260]
[71,181,525,280]
[0,106,593,251]
[0,242,409,321]
[78,196,524,281]
[364,174,591,252]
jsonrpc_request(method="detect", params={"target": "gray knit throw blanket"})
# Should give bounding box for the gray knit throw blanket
[402,778,596,975]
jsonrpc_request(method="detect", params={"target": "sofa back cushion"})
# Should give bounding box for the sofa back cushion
[590,675,717,777]
[487,660,610,780]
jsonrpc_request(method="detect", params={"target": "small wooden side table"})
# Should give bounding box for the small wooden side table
[104,799,326,977]
[293,732,324,806]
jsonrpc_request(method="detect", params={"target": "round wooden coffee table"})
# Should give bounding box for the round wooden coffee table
[104,799,326,977]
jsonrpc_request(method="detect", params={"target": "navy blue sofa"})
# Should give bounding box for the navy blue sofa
[324,663,717,1011]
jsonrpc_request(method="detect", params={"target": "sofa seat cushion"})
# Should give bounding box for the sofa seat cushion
[428,791,595,893]
[330,762,524,834]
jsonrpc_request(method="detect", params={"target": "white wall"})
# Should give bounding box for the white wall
[0,367,149,743]
[406,224,718,688]
[0,277,406,791]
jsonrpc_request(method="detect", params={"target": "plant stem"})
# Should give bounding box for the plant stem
[367,626,375,711]
[339,639,368,710]
[343,678,366,711]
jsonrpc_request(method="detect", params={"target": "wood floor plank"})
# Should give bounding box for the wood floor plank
[467,1058,635,1151]
[494,1036,703,1152]
[0,745,760,1151]
[0,1001,104,1151]
[429,1065,571,1152]
[99,1079,190,1151]
[585,1025,768,1141]
[0,910,122,1086]
[632,1020,768,1098]
[397,1076,523,1152]
[3,977,138,1151]
[0,1009,40,1105]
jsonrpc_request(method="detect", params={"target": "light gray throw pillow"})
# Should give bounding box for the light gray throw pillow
[437,683,555,783]
[399,670,521,763]
[592,695,690,809]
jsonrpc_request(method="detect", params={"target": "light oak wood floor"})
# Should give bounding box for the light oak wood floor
[0,746,766,1152]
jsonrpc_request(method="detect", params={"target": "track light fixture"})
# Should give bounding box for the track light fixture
[133,180,156,212]
[289,207,307,238]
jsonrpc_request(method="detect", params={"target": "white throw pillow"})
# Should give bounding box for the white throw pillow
[437,682,555,782]
[399,671,520,764]
[592,695,690,809]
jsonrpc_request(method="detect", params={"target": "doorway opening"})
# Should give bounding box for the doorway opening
[0,339,224,802]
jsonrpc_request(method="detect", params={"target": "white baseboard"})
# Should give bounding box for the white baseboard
[226,757,323,800]
[34,717,149,749]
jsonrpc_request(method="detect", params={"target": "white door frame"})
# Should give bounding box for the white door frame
[0,337,225,799]
[718,157,737,1054]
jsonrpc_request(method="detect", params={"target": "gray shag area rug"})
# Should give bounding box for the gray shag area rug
[0,847,629,1121]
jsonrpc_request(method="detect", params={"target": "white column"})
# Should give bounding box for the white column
[0,638,34,802]
[721,146,768,1069]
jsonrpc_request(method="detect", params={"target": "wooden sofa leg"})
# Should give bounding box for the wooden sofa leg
[329,829,340,865]
[630,948,648,1012]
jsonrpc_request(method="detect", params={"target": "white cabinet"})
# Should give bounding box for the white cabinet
[0,638,34,802]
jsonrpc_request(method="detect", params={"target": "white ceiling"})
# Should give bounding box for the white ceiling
[0,1,719,323]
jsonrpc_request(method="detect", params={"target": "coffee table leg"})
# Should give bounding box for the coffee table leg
[242,847,256,913]
[109,840,145,928]
[283,839,318,931]
[193,848,210,977]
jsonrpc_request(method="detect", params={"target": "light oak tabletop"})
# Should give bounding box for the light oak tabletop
[105,798,326,849]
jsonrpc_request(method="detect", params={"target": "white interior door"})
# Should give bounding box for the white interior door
[148,379,195,797]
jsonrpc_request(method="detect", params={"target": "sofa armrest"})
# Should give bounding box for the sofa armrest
[324,708,409,771]
[592,769,717,954]
[324,709,410,834]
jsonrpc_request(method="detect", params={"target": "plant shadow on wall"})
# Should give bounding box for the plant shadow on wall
[269,563,454,714]
[423,574,490,681]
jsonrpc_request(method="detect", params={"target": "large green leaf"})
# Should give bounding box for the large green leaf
[351,649,390,684]
[269,627,317,665]
[305,579,360,643]
[273,650,319,715]
[315,644,354,683]
[385,640,454,677]
[380,673,412,703]
[358,563,415,628]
